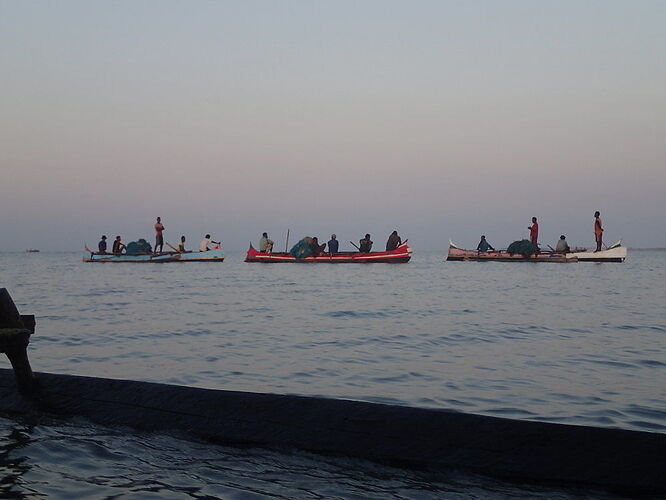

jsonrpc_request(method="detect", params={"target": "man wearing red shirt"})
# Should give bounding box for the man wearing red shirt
[528,217,539,252]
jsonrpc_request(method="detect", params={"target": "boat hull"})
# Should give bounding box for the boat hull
[447,240,627,263]
[567,246,627,263]
[246,242,412,263]
[447,247,576,263]
[83,249,225,263]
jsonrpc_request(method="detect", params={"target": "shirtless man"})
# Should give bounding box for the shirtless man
[154,217,165,253]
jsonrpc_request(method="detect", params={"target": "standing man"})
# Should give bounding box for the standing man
[259,232,274,253]
[528,217,539,253]
[594,211,604,252]
[154,217,165,254]
[385,231,402,251]
[327,234,339,254]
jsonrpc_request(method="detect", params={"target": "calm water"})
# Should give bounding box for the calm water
[1,250,664,498]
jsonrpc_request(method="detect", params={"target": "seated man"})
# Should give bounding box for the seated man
[177,235,187,253]
[555,235,570,253]
[310,237,325,256]
[98,235,108,254]
[112,236,126,254]
[386,231,402,251]
[259,232,274,253]
[477,235,494,253]
[359,234,373,253]
[199,234,220,252]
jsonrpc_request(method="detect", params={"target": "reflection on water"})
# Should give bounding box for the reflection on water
[0,415,629,499]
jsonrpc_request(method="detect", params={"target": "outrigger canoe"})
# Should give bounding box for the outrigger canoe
[83,249,225,263]
[245,241,412,263]
[447,240,626,263]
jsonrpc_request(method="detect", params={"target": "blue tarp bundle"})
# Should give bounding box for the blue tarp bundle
[126,239,152,254]
[290,239,313,259]
[507,239,536,257]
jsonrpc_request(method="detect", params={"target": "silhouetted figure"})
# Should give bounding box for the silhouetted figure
[386,231,402,251]
[359,234,373,253]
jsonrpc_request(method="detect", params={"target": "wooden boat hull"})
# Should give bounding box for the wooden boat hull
[567,244,627,263]
[246,241,412,263]
[83,249,225,263]
[447,239,627,263]
[447,247,576,263]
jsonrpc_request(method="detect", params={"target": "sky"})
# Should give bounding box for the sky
[1,0,665,251]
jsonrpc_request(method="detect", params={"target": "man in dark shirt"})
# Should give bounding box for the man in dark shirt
[477,235,494,252]
[386,231,402,251]
[112,236,126,254]
[359,234,373,253]
[327,234,339,254]
[98,235,107,254]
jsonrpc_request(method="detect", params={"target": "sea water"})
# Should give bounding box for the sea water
[1,250,664,498]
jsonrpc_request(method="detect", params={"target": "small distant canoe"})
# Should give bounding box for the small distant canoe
[245,241,412,263]
[25,249,40,253]
[447,240,627,263]
[83,249,225,263]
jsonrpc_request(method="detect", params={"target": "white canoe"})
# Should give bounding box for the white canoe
[567,240,627,262]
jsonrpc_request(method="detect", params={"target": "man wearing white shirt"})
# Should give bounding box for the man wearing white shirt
[199,234,220,252]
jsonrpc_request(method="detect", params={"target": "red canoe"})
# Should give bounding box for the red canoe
[245,241,412,263]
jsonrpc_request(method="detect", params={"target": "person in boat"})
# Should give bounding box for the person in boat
[310,237,326,256]
[177,235,187,253]
[154,217,165,253]
[594,211,604,252]
[327,234,339,254]
[386,231,402,251]
[112,236,126,254]
[555,235,570,253]
[476,235,494,253]
[359,234,373,253]
[528,217,539,253]
[98,235,108,254]
[259,232,274,253]
[199,234,220,252]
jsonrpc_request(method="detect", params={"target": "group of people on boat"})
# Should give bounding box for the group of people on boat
[475,211,605,254]
[258,231,403,257]
[95,217,221,255]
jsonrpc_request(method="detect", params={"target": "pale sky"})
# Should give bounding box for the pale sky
[2,0,665,251]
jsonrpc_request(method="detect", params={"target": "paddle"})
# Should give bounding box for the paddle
[349,241,361,251]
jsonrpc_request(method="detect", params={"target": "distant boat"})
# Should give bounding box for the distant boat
[25,249,40,253]
[447,240,626,263]
[246,241,412,263]
[83,249,224,263]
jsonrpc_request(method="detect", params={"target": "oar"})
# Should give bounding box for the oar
[166,242,179,252]
[349,241,361,251]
